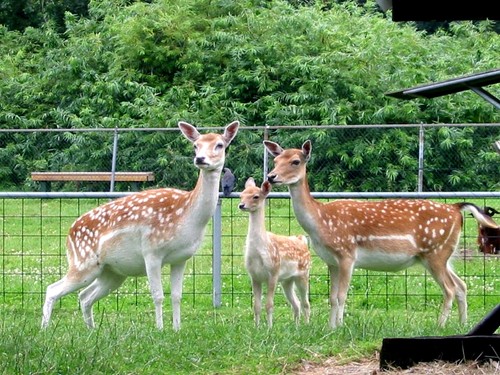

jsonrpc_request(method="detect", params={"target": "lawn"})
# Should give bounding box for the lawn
[0,196,498,374]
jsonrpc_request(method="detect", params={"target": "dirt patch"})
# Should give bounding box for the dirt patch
[295,353,500,374]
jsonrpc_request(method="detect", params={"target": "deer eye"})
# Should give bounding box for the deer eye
[253,195,259,200]
[215,143,224,150]
[291,159,300,166]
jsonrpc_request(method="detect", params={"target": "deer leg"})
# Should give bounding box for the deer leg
[169,261,187,332]
[41,270,99,328]
[281,279,300,324]
[251,279,263,327]
[424,259,458,327]
[337,260,355,327]
[144,255,167,330]
[266,275,279,329]
[328,264,340,328]
[329,259,355,328]
[294,274,311,324]
[78,270,126,328]
[450,269,468,324]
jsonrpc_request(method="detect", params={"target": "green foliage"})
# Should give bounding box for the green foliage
[0,0,499,191]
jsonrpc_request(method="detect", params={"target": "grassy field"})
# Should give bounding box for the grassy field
[0,196,499,374]
[1,304,493,374]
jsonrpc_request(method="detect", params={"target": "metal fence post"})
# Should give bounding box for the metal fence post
[110,127,119,192]
[418,124,424,192]
[263,124,269,182]
[212,198,223,307]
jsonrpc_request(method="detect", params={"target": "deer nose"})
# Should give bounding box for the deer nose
[195,156,206,165]
[238,203,245,210]
[267,174,277,183]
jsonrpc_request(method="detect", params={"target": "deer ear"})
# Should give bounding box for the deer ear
[178,122,200,142]
[263,141,283,157]
[245,177,256,188]
[302,140,312,161]
[223,121,239,145]
[261,181,271,196]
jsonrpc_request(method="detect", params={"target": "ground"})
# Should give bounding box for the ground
[295,353,499,374]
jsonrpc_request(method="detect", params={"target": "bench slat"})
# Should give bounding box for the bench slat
[31,172,155,182]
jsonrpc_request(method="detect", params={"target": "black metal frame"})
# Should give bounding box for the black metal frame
[387,68,500,109]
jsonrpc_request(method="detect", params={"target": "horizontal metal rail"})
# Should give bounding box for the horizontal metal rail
[2,191,500,199]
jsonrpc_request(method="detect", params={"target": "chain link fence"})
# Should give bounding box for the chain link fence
[1,123,500,193]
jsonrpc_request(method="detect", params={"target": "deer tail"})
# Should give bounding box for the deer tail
[458,202,500,229]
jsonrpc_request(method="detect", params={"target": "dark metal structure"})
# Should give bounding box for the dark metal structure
[377,0,500,21]
[387,68,500,109]
[380,305,500,369]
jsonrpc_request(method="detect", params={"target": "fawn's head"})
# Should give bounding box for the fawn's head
[179,121,239,172]
[238,177,271,212]
[264,140,311,186]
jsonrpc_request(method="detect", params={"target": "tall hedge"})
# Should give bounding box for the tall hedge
[0,0,499,191]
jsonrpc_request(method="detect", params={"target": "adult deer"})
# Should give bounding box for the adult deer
[239,177,311,327]
[264,139,499,328]
[41,121,239,330]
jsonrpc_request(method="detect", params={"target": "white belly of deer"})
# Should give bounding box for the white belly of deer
[99,226,204,276]
[355,248,418,271]
[311,234,420,272]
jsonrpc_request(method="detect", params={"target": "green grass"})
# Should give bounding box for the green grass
[0,196,499,373]
[0,304,485,375]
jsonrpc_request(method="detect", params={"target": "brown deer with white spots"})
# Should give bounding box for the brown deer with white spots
[41,121,239,331]
[264,139,499,329]
[239,177,311,327]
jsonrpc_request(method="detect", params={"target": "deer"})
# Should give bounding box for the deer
[264,139,499,329]
[41,120,239,331]
[238,177,311,328]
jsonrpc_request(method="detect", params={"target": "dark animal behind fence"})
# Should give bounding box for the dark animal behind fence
[222,168,236,197]
[477,206,500,254]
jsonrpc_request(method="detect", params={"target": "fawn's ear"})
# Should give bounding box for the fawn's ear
[302,140,312,162]
[245,177,256,188]
[261,181,272,196]
[178,121,200,142]
[223,121,239,145]
[263,141,283,157]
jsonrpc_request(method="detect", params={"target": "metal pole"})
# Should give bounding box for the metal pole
[468,303,500,335]
[212,199,222,307]
[263,124,269,182]
[469,86,500,110]
[110,127,119,192]
[418,124,424,192]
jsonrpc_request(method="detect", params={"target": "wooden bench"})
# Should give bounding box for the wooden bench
[31,172,155,192]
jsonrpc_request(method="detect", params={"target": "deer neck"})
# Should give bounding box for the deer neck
[247,207,267,246]
[288,177,322,235]
[187,167,222,224]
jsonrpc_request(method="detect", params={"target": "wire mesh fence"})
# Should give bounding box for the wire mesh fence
[1,194,498,320]
[0,123,499,322]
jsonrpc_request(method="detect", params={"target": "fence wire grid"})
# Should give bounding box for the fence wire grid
[0,123,499,323]
[0,195,498,320]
